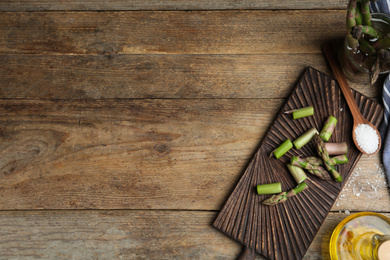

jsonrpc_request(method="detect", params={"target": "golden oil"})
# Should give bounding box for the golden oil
[329,212,390,260]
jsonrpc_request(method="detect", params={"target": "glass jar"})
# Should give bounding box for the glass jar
[339,13,390,84]
[329,212,390,260]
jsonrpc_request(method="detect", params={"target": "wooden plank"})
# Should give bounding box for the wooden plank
[0,0,349,11]
[0,98,388,211]
[0,10,345,55]
[0,210,387,259]
[0,210,243,259]
[0,54,382,99]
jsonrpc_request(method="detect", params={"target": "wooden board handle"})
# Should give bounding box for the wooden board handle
[238,247,257,260]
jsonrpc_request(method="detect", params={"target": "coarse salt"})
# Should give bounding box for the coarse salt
[354,124,379,154]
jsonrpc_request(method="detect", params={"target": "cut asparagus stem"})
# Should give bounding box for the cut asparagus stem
[262,182,308,206]
[293,127,319,149]
[324,142,348,155]
[287,164,307,184]
[284,106,314,119]
[256,182,282,195]
[270,139,293,159]
[290,156,332,180]
[320,116,338,142]
[331,155,349,165]
[314,134,343,182]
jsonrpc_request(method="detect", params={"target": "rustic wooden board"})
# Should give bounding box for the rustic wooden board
[0,54,382,99]
[0,0,349,11]
[213,67,383,260]
[0,10,345,55]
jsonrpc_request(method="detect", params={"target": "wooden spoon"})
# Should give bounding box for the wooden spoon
[322,43,381,155]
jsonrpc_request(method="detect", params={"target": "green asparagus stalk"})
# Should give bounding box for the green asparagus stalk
[303,155,348,166]
[331,155,349,165]
[304,156,323,166]
[270,139,293,159]
[361,0,372,26]
[262,182,308,206]
[293,127,319,149]
[346,0,359,49]
[284,106,314,119]
[355,1,362,26]
[359,38,376,56]
[358,38,380,85]
[352,25,379,39]
[287,164,307,184]
[314,134,343,182]
[256,182,282,195]
[319,116,337,142]
[290,156,332,181]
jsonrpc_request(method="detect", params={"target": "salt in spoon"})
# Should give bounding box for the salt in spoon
[322,43,381,155]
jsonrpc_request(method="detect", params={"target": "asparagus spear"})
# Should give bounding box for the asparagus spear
[352,25,379,39]
[304,155,349,166]
[361,0,372,26]
[314,134,343,182]
[262,182,308,206]
[290,156,332,181]
[346,0,359,49]
[319,116,337,142]
[355,1,362,26]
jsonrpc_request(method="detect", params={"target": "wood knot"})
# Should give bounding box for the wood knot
[154,143,169,155]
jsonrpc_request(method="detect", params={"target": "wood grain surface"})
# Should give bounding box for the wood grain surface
[0,0,349,11]
[0,210,387,259]
[0,54,383,99]
[0,11,345,55]
[1,1,390,259]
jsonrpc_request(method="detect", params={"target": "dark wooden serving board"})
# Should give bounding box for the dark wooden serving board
[213,67,383,260]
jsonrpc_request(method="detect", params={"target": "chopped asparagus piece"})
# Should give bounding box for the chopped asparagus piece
[262,182,308,206]
[320,116,338,142]
[324,142,348,155]
[270,139,293,159]
[293,127,319,149]
[331,155,349,165]
[285,106,314,119]
[287,164,307,184]
[256,182,282,195]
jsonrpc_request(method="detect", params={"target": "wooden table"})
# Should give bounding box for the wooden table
[0,1,389,259]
